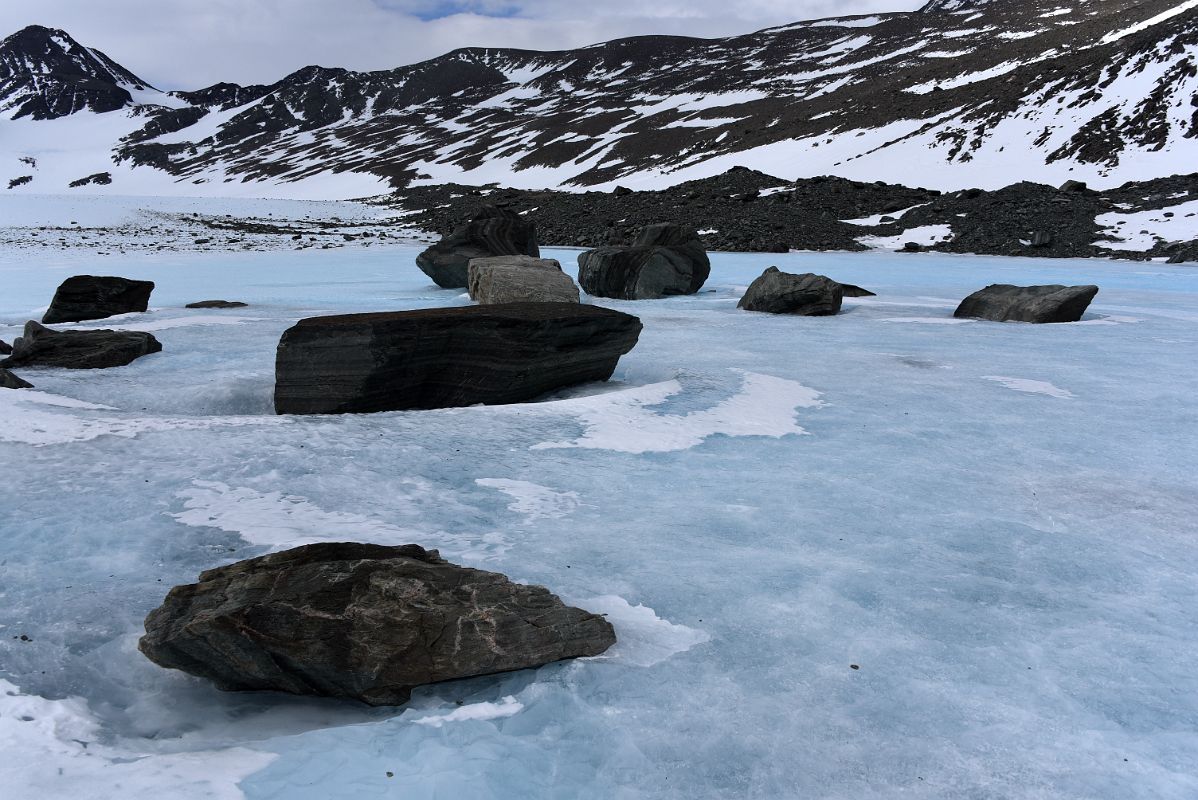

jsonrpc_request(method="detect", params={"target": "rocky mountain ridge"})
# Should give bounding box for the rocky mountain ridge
[2,0,1198,197]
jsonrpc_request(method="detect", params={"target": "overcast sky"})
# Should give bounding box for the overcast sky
[0,0,925,89]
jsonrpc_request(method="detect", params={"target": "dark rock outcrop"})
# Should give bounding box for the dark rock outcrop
[953,284,1099,323]
[138,542,616,706]
[0,339,11,355]
[1,320,162,369]
[68,172,113,188]
[415,206,539,289]
[42,275,154,324]
[577,223,710,300]
[737,268,844,315]
[186,300,248,309]
[274,303,641,414]
[467,255,579,304]
[0,368,32,389]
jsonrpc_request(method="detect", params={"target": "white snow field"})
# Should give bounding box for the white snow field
[1,201,1197,799]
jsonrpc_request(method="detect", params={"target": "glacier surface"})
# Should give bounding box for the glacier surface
[1,206,1196,799]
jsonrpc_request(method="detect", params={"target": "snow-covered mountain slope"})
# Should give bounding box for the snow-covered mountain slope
[3,0,1198,198]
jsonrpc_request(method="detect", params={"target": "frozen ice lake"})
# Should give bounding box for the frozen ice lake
[1,210,1196,799]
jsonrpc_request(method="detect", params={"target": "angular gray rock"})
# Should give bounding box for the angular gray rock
[467,255,579,305]
[738,268,844,316]
[416,206,539,289]
[186,300,248,309]
[0,339,10,355]
[42,275,154,324]
[138,542,617,706]
[953,284,1099,323]
[0,320,162,369]
[838,283,876,298]
[577,223,710,300]
[275,303,641,414]
[0,368,32,389]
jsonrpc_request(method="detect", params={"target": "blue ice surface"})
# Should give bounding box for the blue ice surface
[0,241,1196,799]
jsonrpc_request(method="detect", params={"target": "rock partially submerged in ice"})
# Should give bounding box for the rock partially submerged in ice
[0,368,32,389]
[0,321,162,370]
[416,206,540,289]
[185,299,248,309]
[467,255,579,305]
[954,283,1099,323]
[738,268,844,315]
[41,274,154,324]
[577,223,711,299]
[274,303,642,414]
[838,282,876,298]
[138,542,616,706]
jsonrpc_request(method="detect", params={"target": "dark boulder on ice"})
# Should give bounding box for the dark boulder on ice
[138,542,616,706]
[42,275,154,324]
[416,205,539,289]
[0,320,162,369]
[902,242,923,252]
[186,300,248,309]
[577,223,710,299]
[274,303,641,414]
[0,368,32,389]
[0,339,11,355]
[467,255,579,304]
[837,282,876,298]
[953,284,1099,323]
[737,268,844,316]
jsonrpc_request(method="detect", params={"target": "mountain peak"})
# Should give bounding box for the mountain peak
[0,24,155,119]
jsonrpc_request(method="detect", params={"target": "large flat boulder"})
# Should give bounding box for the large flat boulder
[577,223,710,299]
[0,368,32,389]
[138,542,616,706]
[416,206,539,289]
[274,303,642,414]
[468,255,579,304]
[0,321,162,370]
[954,284,1099,323]
[738,268,844,315]
[42,275,154,324]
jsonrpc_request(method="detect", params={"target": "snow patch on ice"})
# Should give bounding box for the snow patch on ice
[172,480,509,561]
[411,697,524,728]
[531,371,823,454]
[0,390,290,446]
[579,596,711,668]
[475,479,582,522]
[984,376,1075,398]
[0,679,275,800]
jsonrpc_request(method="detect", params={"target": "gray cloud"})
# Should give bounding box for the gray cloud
[0,0,924,89]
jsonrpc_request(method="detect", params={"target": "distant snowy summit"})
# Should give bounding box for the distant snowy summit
[2,0,1198,198]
